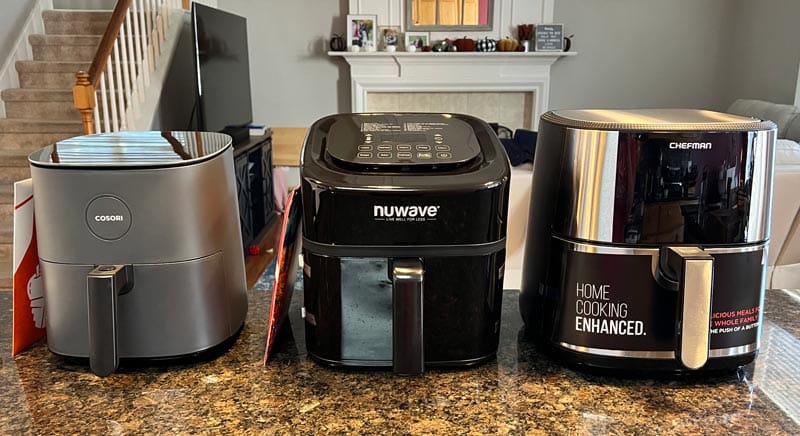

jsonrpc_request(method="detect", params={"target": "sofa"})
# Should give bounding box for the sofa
[727,99,800,289]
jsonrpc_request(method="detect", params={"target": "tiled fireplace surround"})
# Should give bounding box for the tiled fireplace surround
[332,51,574,288]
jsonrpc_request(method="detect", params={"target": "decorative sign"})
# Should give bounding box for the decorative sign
[535,24,564,52]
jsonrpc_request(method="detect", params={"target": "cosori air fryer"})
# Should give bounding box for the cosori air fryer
[300,113,510,375]
[520,109,776,372]
[29,131,248,377]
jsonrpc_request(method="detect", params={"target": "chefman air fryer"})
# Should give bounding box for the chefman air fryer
[520,109,776,372]
[29,131,248,377]
[301,113,510,375]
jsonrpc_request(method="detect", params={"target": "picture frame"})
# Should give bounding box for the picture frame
[379,26,401,52]
[347,14,378,51]
[534,23,564,52]
[404,31,429,51]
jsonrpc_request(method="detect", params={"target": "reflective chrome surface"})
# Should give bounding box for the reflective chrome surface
[667,247,714,370]
[561,128,619,242]
[559,341,759,359]
[29,131,231,167]
[553,124,776,244]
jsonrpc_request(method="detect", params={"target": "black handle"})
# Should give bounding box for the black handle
[392,258,424,375]
[86,264,133,377]
[664,247,714,370]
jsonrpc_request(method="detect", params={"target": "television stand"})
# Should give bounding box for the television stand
[232,132,276,253]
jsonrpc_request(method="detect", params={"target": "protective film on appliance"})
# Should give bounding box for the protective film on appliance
[340,257,393,362]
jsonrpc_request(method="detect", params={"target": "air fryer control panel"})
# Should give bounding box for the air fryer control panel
[325,114,481,169]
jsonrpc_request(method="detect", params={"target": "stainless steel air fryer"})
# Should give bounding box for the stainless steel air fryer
[29,131,248,376]
[520,109,776,372]
[301,113,510,375]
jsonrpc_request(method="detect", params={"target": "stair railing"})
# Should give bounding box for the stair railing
[73,0,184,134]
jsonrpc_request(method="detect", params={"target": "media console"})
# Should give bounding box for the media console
[233,132,276,252]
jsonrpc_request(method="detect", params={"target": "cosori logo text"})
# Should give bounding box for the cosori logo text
[373,205,440,221]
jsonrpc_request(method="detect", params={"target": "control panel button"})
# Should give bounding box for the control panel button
[358,145,373,151]
[436,152,452,159]
[417,152,433,159]
[357,152,373,158]
[397,152,412,158]
[415,144,431,151]
[377,145,392,151]
[377,152,392,158]
[435,145,450,151]
[397,144,412,151]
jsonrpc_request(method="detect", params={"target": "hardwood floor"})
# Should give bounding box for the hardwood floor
[245,216,281,289]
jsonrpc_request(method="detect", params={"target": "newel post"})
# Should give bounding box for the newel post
[73,71,95,135]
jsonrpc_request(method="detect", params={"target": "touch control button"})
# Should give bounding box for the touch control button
[418,152,433,159]
[416,144,431,151]
[358,145,372,151]
[396,145,412,151]
[377,145,392,151]
[435,145,450,151]
[86,195,132,241]
[397,152,412,158]
[378,152,392,158]
[358,152,373,158]
[436,152,452,159]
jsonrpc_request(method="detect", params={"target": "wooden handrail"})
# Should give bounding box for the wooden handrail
[88,0,132,87]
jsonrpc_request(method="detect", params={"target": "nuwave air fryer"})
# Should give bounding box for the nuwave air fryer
[520,109,776,372]
[29,131,248,376]
[300,113,510,375]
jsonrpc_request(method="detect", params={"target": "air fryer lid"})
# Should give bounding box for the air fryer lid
[541,109,775,131]
[29,131,231,168]
[325,114,481,170]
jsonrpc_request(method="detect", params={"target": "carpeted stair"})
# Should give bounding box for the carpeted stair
[0,10,110,290]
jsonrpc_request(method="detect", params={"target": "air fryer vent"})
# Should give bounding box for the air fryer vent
[542,109,776,132]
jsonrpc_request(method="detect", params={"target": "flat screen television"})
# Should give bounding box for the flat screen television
[191,3,252,142]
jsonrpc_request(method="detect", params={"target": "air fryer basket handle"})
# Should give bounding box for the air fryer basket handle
[665,247,714,370]
[392,259,424,375]
[86,264,133,377]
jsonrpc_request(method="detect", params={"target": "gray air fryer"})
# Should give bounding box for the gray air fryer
[28,131,248,377]
[521,109,776,373]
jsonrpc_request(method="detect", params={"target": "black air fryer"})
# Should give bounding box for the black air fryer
[301,113,510,375]
[521,109,776,373]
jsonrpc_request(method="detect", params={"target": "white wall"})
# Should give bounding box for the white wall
[219,0,350,127]
[0,0,37,64]
[52,0,114,9]
[549,0,736,111]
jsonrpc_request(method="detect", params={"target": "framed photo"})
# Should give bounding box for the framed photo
[534,23,564,51]
[347,14,378,51]
[379,26,401,51]
[404,31,429,50]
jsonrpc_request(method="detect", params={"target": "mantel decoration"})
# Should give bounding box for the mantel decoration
[347,14,377,51]
[404,31,429,52]
[381,26,400,52]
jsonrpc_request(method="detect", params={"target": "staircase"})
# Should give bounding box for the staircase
[0,10,111,290]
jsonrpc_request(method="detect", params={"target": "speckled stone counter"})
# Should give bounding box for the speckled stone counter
[2,288,799,434]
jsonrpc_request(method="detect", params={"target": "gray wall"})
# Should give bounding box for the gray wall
[0,0,37,65]
[549,0,735,111]
[716,0,800,108]
[550,0,800,112]
[219,0,349,127]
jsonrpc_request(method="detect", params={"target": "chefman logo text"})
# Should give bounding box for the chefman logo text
[373,205,439,222]
[669,142,712,150]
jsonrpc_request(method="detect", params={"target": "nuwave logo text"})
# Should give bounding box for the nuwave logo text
[373,205,440,218]
[669,142,712,150]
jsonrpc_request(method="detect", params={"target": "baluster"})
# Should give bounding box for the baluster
[99,71,110,133]
[135,0,150,79]
[93,100,101,134]
[134,0,150,85]
[122,12,139,112]
[149,0,161,57]
[119,17,136,115]
[113,39,127,130]
[106,58,120,132]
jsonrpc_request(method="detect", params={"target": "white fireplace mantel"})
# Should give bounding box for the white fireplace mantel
[329,51,576,130]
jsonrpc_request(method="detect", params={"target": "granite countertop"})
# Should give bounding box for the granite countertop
[2,288,799,434]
